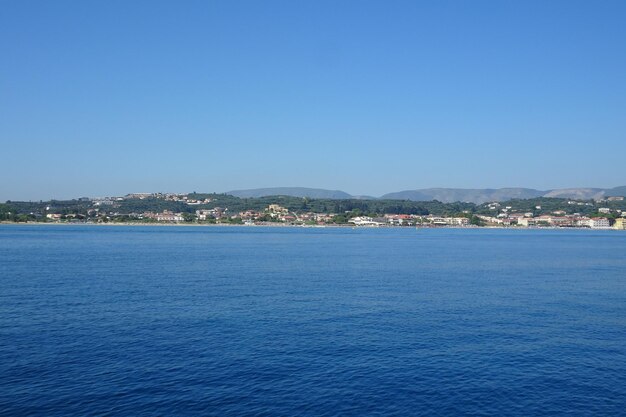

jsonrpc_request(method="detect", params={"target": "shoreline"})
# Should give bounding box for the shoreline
[0,221,621,231]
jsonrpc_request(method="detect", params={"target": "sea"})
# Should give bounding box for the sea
[1,225,625,416]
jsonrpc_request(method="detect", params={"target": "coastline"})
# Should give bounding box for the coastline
[1,221,621,231]
[0,221,346,228]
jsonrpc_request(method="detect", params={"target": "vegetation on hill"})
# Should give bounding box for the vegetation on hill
[3,193,625,223]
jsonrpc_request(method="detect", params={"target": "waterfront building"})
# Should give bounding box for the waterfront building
[446,217,470,226]
[589,217,611,229]
[349,216,378,226]
[155,211,184,222]
[428,216,448,226]
[517,217,536,227]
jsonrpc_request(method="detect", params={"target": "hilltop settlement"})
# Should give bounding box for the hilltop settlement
[2,192,626,230]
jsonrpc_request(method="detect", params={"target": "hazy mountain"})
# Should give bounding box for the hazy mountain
[382,187,626,203]
[542,188,606,200]
[225,186,626,203]
[226,187,353,199]
[381,188,545,204]
[605,186,626,197]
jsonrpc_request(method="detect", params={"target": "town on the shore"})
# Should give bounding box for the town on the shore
[2,192,626,230]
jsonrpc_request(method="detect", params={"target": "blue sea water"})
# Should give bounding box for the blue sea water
[1,225,626,416]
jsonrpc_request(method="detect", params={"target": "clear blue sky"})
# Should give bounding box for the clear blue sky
[1,0,625,200]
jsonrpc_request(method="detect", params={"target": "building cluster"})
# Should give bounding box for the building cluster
[348,215,470,227]
[478,213,625,229]
[196,207,228,220]
[42,201,626,229]
[36,196,626,230]
[92,193,212,206]
[143,211,185,222]
[478,200,626,229]
[160,194,212,205]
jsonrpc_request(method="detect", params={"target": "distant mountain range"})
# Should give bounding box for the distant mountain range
[226,186,626,204]
[226,187,354,200]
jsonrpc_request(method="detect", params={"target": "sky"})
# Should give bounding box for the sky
[1,0,625,201]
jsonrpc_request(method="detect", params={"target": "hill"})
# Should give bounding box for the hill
[381,188,545,204]
[226,187,353,199]
[224,186,626,204]
[606,186,626,197]
[542,188,606,200]
[382,186,626,203]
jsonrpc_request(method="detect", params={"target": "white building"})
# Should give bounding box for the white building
[428,217,448,226]
[517,217,536,227]
[446,217,469,226]
[156,211,184,222]
[196,208,226,220]
[349,216,384,226]
[589,217,610,229]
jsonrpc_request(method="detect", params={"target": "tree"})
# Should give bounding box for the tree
[469,215,485,226]
[182,213,196,223]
